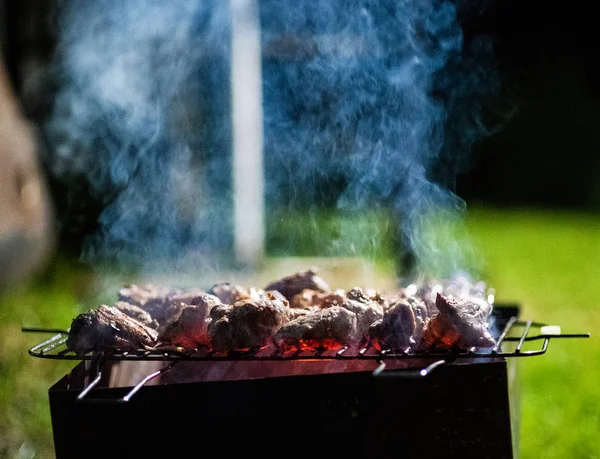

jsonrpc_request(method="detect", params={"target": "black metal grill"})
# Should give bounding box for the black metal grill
[35,305,589,459]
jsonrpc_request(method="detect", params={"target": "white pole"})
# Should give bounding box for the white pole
[230,0,265,267]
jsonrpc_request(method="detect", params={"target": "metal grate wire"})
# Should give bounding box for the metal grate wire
[24,317,589,403]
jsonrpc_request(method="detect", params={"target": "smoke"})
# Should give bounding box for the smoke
[44,0,505,279]
[260,0,505,278]
[45,0,233,273]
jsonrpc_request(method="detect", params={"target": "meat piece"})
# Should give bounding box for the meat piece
[273,306,358,352]
[209,283,251,305]
[114,301,159,330]
[154,301,189,333]
[410,297,429,341]
[118,283,182,307]
[66,305,158,354]
[208,316,233,353]
[142,289,209,325]
[289,289,316,309]
[290,289,345,309]
[158,294,222,349]
[346,287,370,303]
[254,289,290,305]
[420,293,495,350]
[210,303,233,321]
[416,275,490,317]
[368,297,420,352]
[208,295,291,352]
[341,298,383,338]
[264,268,330,300]
[287,307,311,320]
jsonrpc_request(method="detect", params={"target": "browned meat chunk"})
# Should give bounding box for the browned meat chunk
[420,293,495,349]
[210,303,233,321]
[114,301,159,330]
[118,283,182,307]
[158,294,222,348]
[253,288,290,305]
[368,297,422,351]
[365,289,388,307]
[209,283,251,305]
[346,287,371,303]
[208,294,291,352]
[264,268,330,300]
[340,292,384,339]
[273,306,358,352]
[286,307,311,320]
[415,275,490,317]
[142,289,209,325]
[410,297,429,340]
[67,305,158,354]
[289,289,346,309]
[154,301,189,333]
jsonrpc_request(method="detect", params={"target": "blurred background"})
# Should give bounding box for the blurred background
[0,0,598,458]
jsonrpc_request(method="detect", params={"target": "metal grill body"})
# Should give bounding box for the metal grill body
[49,356,516,459]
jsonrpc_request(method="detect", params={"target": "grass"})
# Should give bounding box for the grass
[0,259,95,459]
[0,205,598,458]
[466,206,600,459]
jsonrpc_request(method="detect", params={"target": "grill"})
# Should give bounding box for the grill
[26,304,588,459]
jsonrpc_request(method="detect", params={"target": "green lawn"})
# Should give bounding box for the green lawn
[466,206,600,459]
[0,206,598,458]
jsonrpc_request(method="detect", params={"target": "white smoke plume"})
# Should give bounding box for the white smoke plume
[44,0,504,279]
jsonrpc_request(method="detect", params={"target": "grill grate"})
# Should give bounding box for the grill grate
[25,313,589,403]
[25,317,588,362]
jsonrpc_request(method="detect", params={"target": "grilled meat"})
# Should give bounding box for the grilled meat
[118,283,182,307]
[210,303,234,321]
[208,293,291,352]
[287,307,311,320]
[114,301,159,330]
[340,294,384,338]
[346,287,373,303]
[67,270,497,355]
[411,297,429,341]
[273,306,358,352]
[209,283,252,305]
[289,288,346,309]
[417,275,490,317]
[264,268,330,300]
[363,288,388,307]
[158,294,222,348]
[420,293,495,349]
[154,301,189,333]
[368,297,424,351]
[368,296,428,351]
[66,305,158,354]
[141,289,209,325]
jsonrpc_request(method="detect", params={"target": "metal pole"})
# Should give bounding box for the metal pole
[230,0,265,268]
